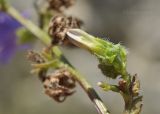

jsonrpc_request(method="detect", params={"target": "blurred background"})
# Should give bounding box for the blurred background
[0,0,160,114]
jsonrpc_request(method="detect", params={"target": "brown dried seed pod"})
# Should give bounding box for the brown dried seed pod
[130,74,140,96]
[27,50,45,63]
[47,0,75,12]
[48,15,83,45]
[118,80,127,92]
[27,50,47,81]
[43,68,76,102]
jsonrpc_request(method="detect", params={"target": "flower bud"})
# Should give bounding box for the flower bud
[67,29,127,79]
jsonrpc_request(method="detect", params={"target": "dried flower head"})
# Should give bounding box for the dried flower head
[47,0,75,12]
[48,15,83,45]
[27,50,45,63]
[43,68,76,102]
[130,74,140,96]
[27,50,47,81]
[118,80,127,92]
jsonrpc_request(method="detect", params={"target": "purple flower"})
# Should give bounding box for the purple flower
[0,12,26,64]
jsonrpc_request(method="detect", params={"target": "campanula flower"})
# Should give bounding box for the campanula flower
[0,12,26,64]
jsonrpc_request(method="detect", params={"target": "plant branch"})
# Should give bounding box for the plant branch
[5,5,110,114]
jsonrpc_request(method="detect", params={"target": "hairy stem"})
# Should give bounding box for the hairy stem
[6,5,110,114]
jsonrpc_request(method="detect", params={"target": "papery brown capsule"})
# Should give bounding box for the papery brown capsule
[43,68,76,102]
[47,0,75,12]
[118,80,127,92]
[131,74,140,96]
[27,50,45,64]
[27,50,47,81]
[48,15,83,45]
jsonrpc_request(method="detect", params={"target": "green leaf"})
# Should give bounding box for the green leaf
[98,82,119,92]
[16,27,35,44]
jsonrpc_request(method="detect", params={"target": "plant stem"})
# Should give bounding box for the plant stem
[6,5,110,114]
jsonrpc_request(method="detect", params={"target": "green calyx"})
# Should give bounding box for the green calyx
[92,38,127,79]
[67,29,127,79]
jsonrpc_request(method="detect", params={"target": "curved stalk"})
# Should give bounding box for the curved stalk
[5,5,110,114]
